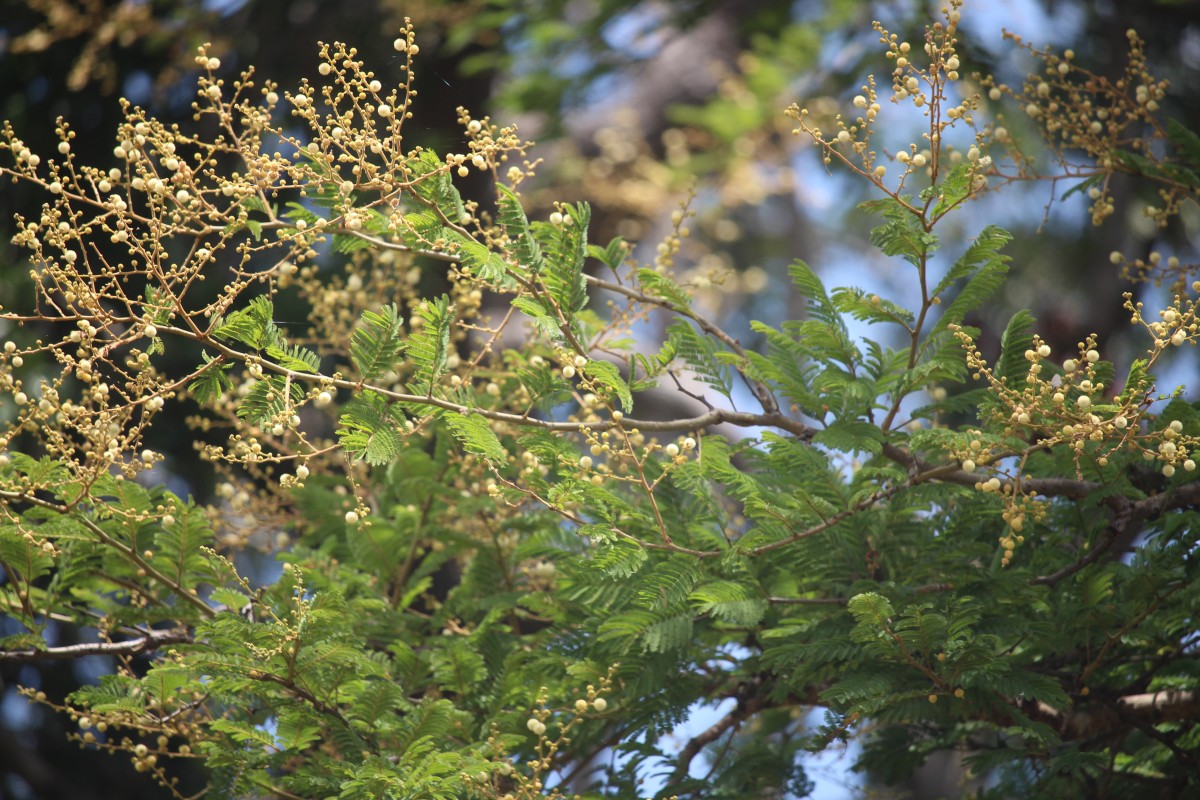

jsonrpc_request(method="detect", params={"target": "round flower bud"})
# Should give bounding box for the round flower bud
[665,443,680,457]
[561,366,576,379]
[315,390,333,407]
[592,697,607,711]
[1163,464,1176,478]
[575,699,589,713]
[961,459,976,473]
[1037,344,1051,358]
[344,510,359,524]
[1171,420,1184,433]
[578,456,593,469]
[296,465,310,480]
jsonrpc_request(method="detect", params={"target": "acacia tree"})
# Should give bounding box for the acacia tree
[2,4,1199,798]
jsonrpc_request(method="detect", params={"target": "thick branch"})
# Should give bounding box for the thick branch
[668,692,767,788]
[0,628,191,662]
[1031,482,1200,586]
[1030,690,1200,739]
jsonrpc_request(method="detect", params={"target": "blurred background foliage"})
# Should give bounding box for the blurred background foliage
[2,0,1199,797]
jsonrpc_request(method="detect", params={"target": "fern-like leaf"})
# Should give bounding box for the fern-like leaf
[668,319,732,399]
[583,359,633,412]
[939,225,1012,326]
[337,390,407,465]
[497,185,545,275]
[265,341,320,374]
[994,309,1036,387]
[351,304,406,381]
[407,295,454,394]
[540,202,591,314]
[439,412,506,463]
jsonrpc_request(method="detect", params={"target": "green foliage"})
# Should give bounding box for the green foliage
[351,303,407,381]
[3,12,1200,800]
[406,295,455,394]
[338,390,410,465]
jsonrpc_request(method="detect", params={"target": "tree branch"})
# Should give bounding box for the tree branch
[1029,690,1200,739]
[0,628,192,662]
[1031,482,1200,586]
[668,692,767,788]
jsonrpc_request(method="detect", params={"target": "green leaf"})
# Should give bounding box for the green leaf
[813,419,884,455]
[1168,118,1200,171]
[931,162,975,218]
[788,259,842,329]
[407,295,455,394]
[540,202,591,314]
[583,359,633,412]
[409,150,468,223]
[497,184,545,274]
[337,390,407,465]
[591,540,648,579]
[588,236,627,271]
[188,352,234,404]
[265,342,321,374]
[831,286,915,328]
[213,295,279,350]
[351,304,407,381]
[938,225,1012,325]
[598,609,693,653]
[439,412,506,463]
[689,581,766,626]
[848,592,895,630]
[994,309,1036,388]
[458,239,514,286]
[154,501,213,588]
[861,196,938,268]
[668,319,732,399]
[237,375,305,426]
[637,268,692,309]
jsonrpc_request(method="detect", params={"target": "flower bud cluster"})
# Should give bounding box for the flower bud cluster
[787,1,994,206]
[984,28,1176,228]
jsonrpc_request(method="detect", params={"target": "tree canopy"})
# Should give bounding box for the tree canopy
[2,1,1200,799]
